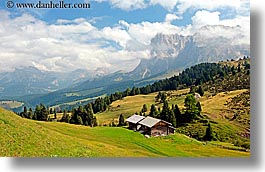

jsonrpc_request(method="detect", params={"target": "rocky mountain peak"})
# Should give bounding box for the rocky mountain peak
[130,30,250,79]
[150,33,190,58]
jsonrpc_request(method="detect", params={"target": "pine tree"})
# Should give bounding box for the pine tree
[237,63,241,72]
[160,92,167,103]
[160,101,169,118]
[168,110,176,127]
[54,109,57,119]
[231,66,236,75]
[77,116,83,125]
[92,116,98,127]
[189,86,196,94]
[60,110,67,122]
[196,101,202,112]
[173,104,182,126]
[204,123,214,141]
[141,104,148,113]
[135,87,141,95]
[23,106,28,118]
[130,87,136,96]
[155,92,162,102]
[124,88,131,97]
[40,104,48,121]
[28,108,34,119]
[118,114,125,126]
[149,104,157,117]
[197,86,204,96]
[66,114,71,123]
[173,105,181,117]
[184,94,199,121]
[34,104,42,121]
[87,103,94,126]
[32,106,38,120]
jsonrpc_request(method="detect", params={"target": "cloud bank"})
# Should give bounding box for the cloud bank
[0,0,249,73]
[93,0,249,14]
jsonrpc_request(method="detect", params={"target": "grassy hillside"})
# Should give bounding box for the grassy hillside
[95,88,250,149]
[96,89,246,124]
[0,107,249,157]
[96,92,158,125]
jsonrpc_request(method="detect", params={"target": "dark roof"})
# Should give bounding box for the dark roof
[125,114,145,124]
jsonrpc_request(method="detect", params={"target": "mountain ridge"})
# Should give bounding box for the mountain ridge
[0,31,249,109]
[130,30,249,79]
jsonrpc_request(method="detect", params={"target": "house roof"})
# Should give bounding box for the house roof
[125,114,145,124]
[138,116,161,128]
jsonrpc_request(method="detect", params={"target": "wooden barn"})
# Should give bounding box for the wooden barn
[125,114,145,131]
[126,115,175,137]
[138,117,175,137]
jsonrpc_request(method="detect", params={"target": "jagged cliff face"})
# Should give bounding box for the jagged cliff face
[150,33,190,59]
[130,27,250,79]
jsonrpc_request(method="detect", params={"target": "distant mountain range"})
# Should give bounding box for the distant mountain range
[0,66,109,98]
[130,26,249,79]
[0,29,250,109]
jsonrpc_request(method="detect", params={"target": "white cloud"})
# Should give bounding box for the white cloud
[93,0,147,11]
[101,26,131,48]
[0,10,137,73]
[127,21,181,45]
[94,0,179,11]
[191,10,221,29]
[165,13,181,23]
[181,10,249,45]
[0,7,249,74]
[0,10,160,73]
[177,0,242,14]
[93,0,249,15]
[149,0,179,11]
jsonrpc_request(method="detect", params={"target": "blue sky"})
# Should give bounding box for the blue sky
[0,0,250,73]
[1,0,248,27]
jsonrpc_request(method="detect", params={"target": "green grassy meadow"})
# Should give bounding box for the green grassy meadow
[95,89,247,125]
[0,107,249,157]
[95,88,250,149]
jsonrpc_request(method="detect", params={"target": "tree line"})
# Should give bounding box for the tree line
[89,62,236,114]
[18,103,98,127]
[140,92,202,128]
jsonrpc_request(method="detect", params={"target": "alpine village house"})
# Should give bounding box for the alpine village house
[125,114,175,137]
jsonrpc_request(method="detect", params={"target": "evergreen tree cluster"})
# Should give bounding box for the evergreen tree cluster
[189,86,204,96]
[155,92,167,103]
[69,104,97,127]
[205,59,250,94]
[60,110,71,123]
[19,103,98,127]
[147,93,202,128]
[19,103,49,121]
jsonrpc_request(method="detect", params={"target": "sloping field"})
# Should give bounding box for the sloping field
[95,89,246,124]
[0,107,249,157]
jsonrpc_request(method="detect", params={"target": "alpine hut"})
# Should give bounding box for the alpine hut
[138,116,175,136]
[125,114,145,131]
